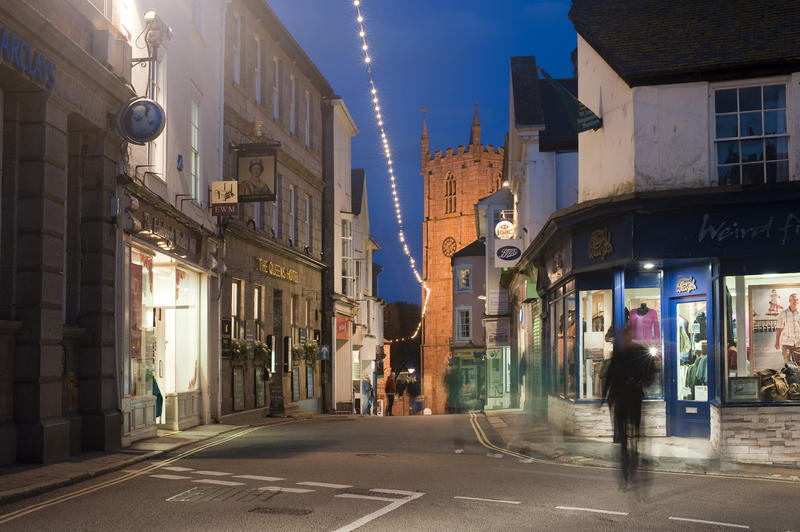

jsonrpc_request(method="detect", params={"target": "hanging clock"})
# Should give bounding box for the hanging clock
[442,236,457,257]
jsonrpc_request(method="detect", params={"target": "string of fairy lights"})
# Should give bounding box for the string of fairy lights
[351,0,429,343]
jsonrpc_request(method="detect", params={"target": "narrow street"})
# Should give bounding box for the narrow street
[1,415,796,531]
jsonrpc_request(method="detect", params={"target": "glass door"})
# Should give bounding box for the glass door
[669,299,710,437]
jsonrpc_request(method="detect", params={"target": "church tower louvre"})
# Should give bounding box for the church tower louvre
[421,105,504,414]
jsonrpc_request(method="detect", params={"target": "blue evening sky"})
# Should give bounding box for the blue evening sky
[269,0,577,304]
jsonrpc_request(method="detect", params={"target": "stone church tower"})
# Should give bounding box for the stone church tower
[421,105,504,413]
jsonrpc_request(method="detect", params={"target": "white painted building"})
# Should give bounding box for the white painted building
[117,0,224,442]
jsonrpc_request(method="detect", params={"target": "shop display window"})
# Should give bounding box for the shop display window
[675,300,708,401]
[550,299,564,395]
[128,247,201,402]
[579,290,614,399]
[565,293,577,399]
[549,287,576,398]
[724,273,800,403]
[625,287,663,398]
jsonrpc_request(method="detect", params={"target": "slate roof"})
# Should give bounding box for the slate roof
[569,0,800,87]
[351,169,365,215]
[510,56,578,152]
[452,239,486,259]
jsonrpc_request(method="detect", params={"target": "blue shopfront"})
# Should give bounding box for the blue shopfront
[535,186,800,448]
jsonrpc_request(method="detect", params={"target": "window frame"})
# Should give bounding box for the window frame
[341,218,354,297]
[272,56,280,120]
[711,77,791,186]
[304,193,311,251]
[232,11,241,86]
[455,306,472,341]
[444,172,456,214]
[231,278,243,340]
[290,74,297,134]
[304,90,311,147]
[254,36,263,103]
[455,264,472,292]
[190,96,200,201]
[288,183,297,245]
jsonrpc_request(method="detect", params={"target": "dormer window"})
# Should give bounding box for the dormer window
[714,83,788,185]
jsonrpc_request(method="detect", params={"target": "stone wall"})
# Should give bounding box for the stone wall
[714,405,800,467]
[548,396,666,437]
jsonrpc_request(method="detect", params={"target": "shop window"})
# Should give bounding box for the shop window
[231,279,243,339]
[676,300,708,401]
[714,83,788,185]
[725,273,800,403]
[624,286,663,398]
[306,365,314,398]
[128,249,200,400]
[565,292,577,399]
[455,264,472,291]
[579,289,614,399]
[550,298,564,395]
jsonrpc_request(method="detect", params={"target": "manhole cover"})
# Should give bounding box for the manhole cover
[250,507,312,516]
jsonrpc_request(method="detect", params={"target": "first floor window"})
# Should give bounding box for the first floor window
[456,307,471,340]
[714,82,788,185]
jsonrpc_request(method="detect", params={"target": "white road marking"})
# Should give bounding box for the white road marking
[370,488,416,496]
[258,486,315,493]
[234,475,285,482]
[297,481,352,489]
[163,466,193,472]
[556,506,628,516]
[335,494,399,502]
[149,474,192,480]
[191,479,245,486]
[669,517,749,529]
[192,470,232,476]
[333,491,425,532]
[454,496,521,505]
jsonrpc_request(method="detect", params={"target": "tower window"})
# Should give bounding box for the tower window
[444,172,456,214]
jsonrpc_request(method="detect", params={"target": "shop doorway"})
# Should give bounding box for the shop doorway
[667,297,710,437]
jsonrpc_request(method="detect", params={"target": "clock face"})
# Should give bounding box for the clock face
[442,236,457,257]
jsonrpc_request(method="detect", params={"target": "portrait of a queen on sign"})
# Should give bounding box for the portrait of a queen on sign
[237,153,276,202]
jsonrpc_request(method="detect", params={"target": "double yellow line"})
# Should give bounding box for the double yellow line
[0,421,293,524]
[468,411,546,464]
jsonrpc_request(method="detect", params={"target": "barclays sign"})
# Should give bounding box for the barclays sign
[494,239,523,268]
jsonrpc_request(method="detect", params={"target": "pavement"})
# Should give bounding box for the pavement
[483,408,800,483]
[2,408,799,508]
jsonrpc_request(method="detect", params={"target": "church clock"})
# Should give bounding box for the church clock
[442,236,457,257]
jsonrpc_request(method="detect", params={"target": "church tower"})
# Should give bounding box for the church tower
[421,106,504,413]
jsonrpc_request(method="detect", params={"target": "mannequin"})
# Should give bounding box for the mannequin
[629,302,660,344]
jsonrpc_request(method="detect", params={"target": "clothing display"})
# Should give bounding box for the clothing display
[678,316,691,361]
[630,306,660,344]
[692,312,707,343]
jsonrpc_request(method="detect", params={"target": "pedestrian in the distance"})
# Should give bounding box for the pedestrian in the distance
[602,322,656,490]
[406,375,419,415]
[361,375,373,415]
[384,372,397,416]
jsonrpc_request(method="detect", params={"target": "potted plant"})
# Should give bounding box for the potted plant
[253,340,270,364]
[303,340,318,363]
[230,339,248,362]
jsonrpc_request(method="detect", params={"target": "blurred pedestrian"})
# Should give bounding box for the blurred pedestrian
[602,322,656,489]
[384,372,397,416]
[444,359,462,414]
[361,375,373,415]
[406,375,419,415]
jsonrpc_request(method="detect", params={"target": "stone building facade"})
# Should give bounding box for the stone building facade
[0,0,134,464]
[219,0,330,418]
[421,106,503,413]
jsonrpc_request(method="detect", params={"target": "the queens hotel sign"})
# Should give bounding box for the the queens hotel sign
[256,258,299,283]
[0,25,57,89]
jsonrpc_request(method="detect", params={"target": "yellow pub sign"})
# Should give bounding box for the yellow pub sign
[256,258,299,283]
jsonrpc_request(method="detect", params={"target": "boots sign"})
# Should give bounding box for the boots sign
[495,239,523,268]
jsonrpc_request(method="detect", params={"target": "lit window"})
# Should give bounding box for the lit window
[304,90,311,147]
[341,219,354,297]
[254,36,262,103]
[304,194,311,251]
[232,12,241,85]
[290,74,297,134]
[456,265,472,291]
[190,99,200,201]
[272,57,280,120]
[714,83,788,185]
[289,184,297,244]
